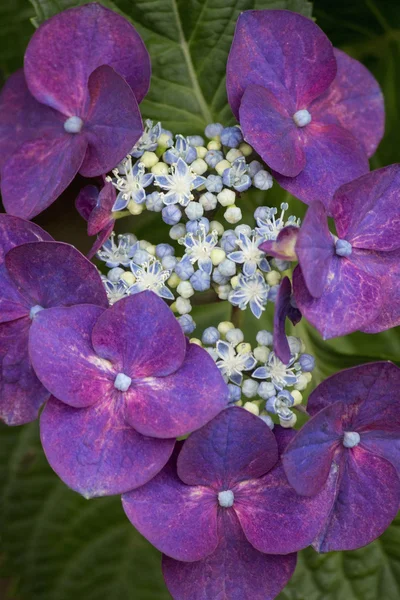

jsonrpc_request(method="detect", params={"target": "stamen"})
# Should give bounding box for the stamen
[114,372,132,392]
[29,305,44,320]
[335,239,352,257]
[343,431,360,448]
[293,109,311,127]
[64,116,84,134]
[218,490,234,508]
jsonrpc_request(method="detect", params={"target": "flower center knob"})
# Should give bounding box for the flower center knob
[335,239,352,257]
[64,116,84,134]
[218,490,234,508]
[29,305,44,320]
[343,431,361,448]
[114,373,132,392]
[293,109,311,127]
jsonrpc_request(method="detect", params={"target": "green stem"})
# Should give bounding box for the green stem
[112,210,131,220]
[231,305,244,329]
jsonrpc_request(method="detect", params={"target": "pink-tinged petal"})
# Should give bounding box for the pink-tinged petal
[91,292,186,378]
[162,510,297,600]
[5,242,108,308]
[29,305,113,408]
[122,448,219,562]
[273,277,301,365]
[0,318,49,425]
[40,396,174,498]
[310,48,384,158]
[177,407,278,489]
[274,123,369,212]
[362,251,400,333]
[282,401,345,496]
[0,214,52,265]
[125,342,228,439]
[0,70,63,170]
[24,3,150,115]
[296,201,335,298]
[360,431,400,477]
[239,84,305,177]
[227,10,336,118]
[79,66,143,178]
[313,448,400,552]
[1,133,87,219]
[259,226,299,261]
[292,259,381,339]
[0,268,30,323]
[332,165,400,251]
[75,185,98,221]
[87,181,116,236]
[234,459,337,555]
[87,222,115,260]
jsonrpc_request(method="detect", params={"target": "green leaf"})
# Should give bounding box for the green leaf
[29,0,312,134]
[0,0,35,84]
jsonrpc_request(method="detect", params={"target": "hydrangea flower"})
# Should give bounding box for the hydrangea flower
[222,157,252,192]
[75,178,116,259]
[216,340,257,385]
[229,271,270,318]
[227,10,384,206]
[253,351,299,391]
[97,233,137,267]
[111,157,154,210]
[29,292,229,497]
[228,231,270,276]
[131,119,162,157]
[0,3,150,218]
[179,225,218,275]
[102,277,130,305]
[283,362,400,551]
[122,408,336,599]
[129,258,174,300]
[292,165,400,338]
[0,216,108,426]
[164,134,197,165]
[155,157,206,206]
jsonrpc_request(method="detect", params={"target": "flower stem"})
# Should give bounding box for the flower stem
[112,210,131,220]
[231,305,243,329]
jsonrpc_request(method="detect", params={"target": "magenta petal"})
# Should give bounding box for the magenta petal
[332,165,400,251]
[75,185,98,221]
[239,85,305,177]
[273,277,294,364]
[0,268,30,323]
[313,448,400,552]
[91,292,186,378]
[125,342,228,438]
[310,48,384,158]
[259,226,299,262]
[79,66,143,178]
[5,241,108,308]
[1,133,87,219]
[362,251,400,333]
[24,3,150,114]
[296,201,335,298]
[29,305,113,408]
[0,318,49,425]
[87,181,116,236]
[122,450,219,562]
[234,460,337,555]
[293,259,381,339]
[274,123,369,211]
[227,10,336,118]
[0,214,52,265]
[41,396,174,498]
[178,407,278,488]
[162,510,297,600]
[282,401,344,496]
[87,222,115,260]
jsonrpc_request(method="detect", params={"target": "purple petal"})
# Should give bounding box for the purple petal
[24,3,150,114]
[79,66,143,178]
[0,267,31,323]
[227,10,336,118]
[313,448,400,552]
[122,448,219,561]
[296,201,335,298]
[234,458,337,554]
[29,305,113,408]
[1,132,87,219]
[273,277,297,364]
[40,396,174,498]
[292,258,381,339]
[162,510,297,600]
[332,165,400,252]
[0,214,52,265]
[87,181,116,236]
[75,185,98,221]
[361,248,400,332]
[259,226,299,261]
[87,222,115,260]
[0,318,49,425]
[310,48,384,158]
[5,241,108,308]
[125,342,228,438]
[239,84,305,177]
[177,407,278,489]
[282,401,345,496]
[91,292,186,378]
[274,123,369,212]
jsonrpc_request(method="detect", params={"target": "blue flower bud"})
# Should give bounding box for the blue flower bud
[268,285,279,302]
[202,326,220,345]
[220,231,237,253]
[273,258,291,272]
[205,150,224,168]
[253,170,273,190]
[248,160,263,177]
[162,255,177,270]
[205,175,223,193]
[299,353,315,372]
[227,383,241,403]
[146,191,164,212]
[266,397,278,414]
[162,205,182,225]
[212,269,229,285]
[107,267,125,282]
[220,126,243,148]
[177,314,196,334]
[186,217,210,234]
[277,390,294,406]
[256,330,273,346]
[187,135,205,147]
[156,243,175,259]
[205,123,224,138]
[174,256,194,280]
[185,202,204,221]
[258,381,276,400]
[254,206,271,221]
[132,249,150,265]
[190,269,211,292]
[335,238,352,257]
[218,258,237,277]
